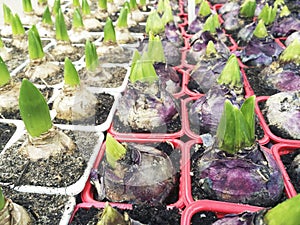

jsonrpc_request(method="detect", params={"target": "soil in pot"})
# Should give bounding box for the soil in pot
[1,186,72,225]
[0,130,98,188]
[97,47,134,64]
[0,122,17,152]
[191,211,218,225]
[46,44,85,62]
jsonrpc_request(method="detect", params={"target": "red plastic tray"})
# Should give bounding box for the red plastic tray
[81,138,186,209]
[255,96,300,145]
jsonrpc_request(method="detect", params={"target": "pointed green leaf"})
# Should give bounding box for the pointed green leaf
[264,194,300,225]
[52,0,61,16]
[42,6,53,25]
[85,40,99,71]
[19,79,52,137]
[82,0,91,15]
[240,96,255,144]
[72,8,84,29]
[0,188,5,211]
[64,57,80,87]
[103,17,117,44]
[198,0,211,17]
[279,39,300,64]
[28,26,45,60]
[203,14,220,34]
[22,0,33,13]
[162,4,174,25]
[116,6,128,28]
[3,4,13,25]
[217,54,242,88]
[130,50,141,77]
[240,0,256,18]
[258,3,277,25]
[105,134,127,169]
[0,56,11,87]
[98,0,107,10]
[147,33,165,63]
[157,0,165,14]
[38,0,48,5]
[139,0,146,7]
[55,8,70,42]
[280,5,290,17]
[97,202,127,225]
[11,14,25,36]
[73,0,80,7]
[129,0,138,10]
[253,19,268,38]
[130,54,158,83]
[146,10,165,35]
[206,40,217,56]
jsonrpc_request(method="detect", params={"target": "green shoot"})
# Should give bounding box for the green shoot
[216,96,255,154]
[3,4,13,25]
[217,54,242,88]
[42,6,53,25]
[253,19,268,38]
[147,33,165,63]
[105,134,126,169]
[0,37,4,48]
[98,0,107,10]
[103,17,117,44]
[28,25,45,60]
[157,0,165,14]
[280,39,300,65]
[130,50,141,76]
[205,40,217,57]
[38,0,48,5]
[82,0,91,16]
[22,0,34,13]
[195,0,203,5]
[280,5,290,17]
[203,14,220,34]
[52,0,61,16]
[73,0,80,7]
[139,0,146,10]
[0,188,5,211]
[258,3,277,25]
[162,3,174,25]
[97,202,127,225]
[72,8,84,30]
[85,39,99,72]
[64,57,80,87]
[0,56,11,87]
[240,0,256,18]
[129,53,159,84]
[19,79,52,137]
[116,6,129,29]
[55,8,70,42]
[198,0,211,17]
[129,0,138,11]
[264,194,300,225]
[11,14,25,36]
[146,10,165,35]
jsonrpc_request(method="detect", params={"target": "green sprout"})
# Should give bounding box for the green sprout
[105,134,126,169]
[0,56,11,87]
[28,25,45,60]
[38,0,48,5]
[216,96,255,154]
[217,54,242,88]
[139,0,146,10]
[82,0,91,16]
[19,79,52,137]
[198,0,211,17]
[240,0,256,18]
[205,40,217,57]
[52,0,61,16]
[258,3,277,25]
[55,8,70,42]
[72,8,84,30]
[203,14,220,34]
[264,194,300,225]
[116,6,129,29]
[0,37,4,48]
[279,39,300,65]
[129,0,138,11]
[22,0,34,13]
[11,14,25,36]
[98,0,107,11]
[253,19,268,39]
[97,202,127,225]
[85,39,99,72]
[162,3,174,25]
[3,4,13,25]
[73,0,80,7]
[280,5,290,17]
[42,6,53,25]
[64,57,80,87]
[147,33,165,63]
[103,17,117,44]
[130,49,141,74]
[157,0,165,14]
[146,10,165,35]
[0,188,5,211]
[129,53,159,84]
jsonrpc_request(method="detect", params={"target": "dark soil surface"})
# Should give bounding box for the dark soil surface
[1,186,72,225]
[129,24,146,33]
[98,47,134,64]
[0,122,17,152]
[70,204,181,225]
[0,129,99,188]
[51,93,115,126]
[190,211,218,225]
